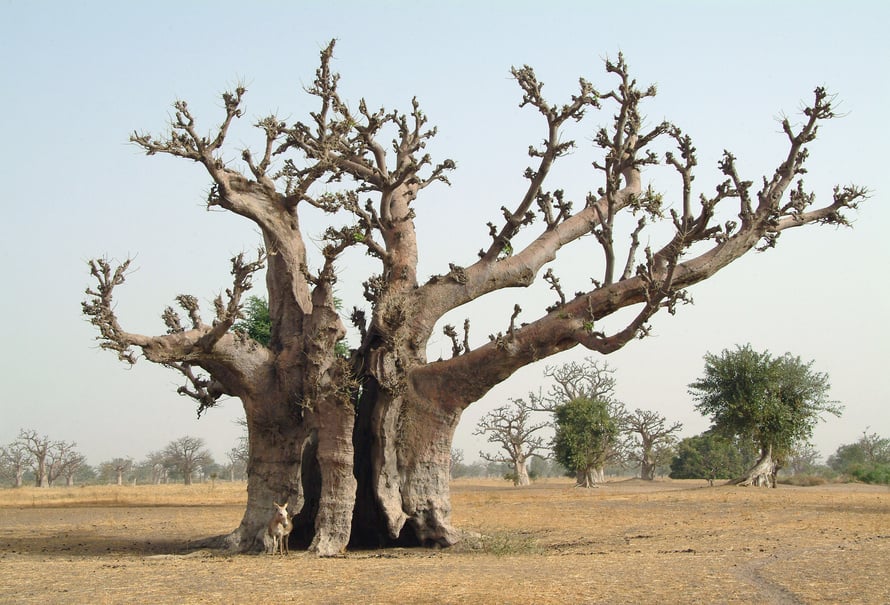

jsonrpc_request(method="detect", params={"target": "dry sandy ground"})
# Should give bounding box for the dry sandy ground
[0,479,887,604]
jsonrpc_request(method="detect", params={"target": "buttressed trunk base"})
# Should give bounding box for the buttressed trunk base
[734,446,779,488]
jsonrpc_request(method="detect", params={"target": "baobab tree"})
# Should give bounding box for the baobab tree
[0,442,30,487]
[83,41,866,554]
[552,396,622,487]
[163,436,213,485]
[530,357,619,412]
[46,441,85,487]
[530,357,625,485]
[474,398,549,486]
[59,452,88,486]
[622,409,683,480]
[17,429,55,488]
[226,438,249,482]
[100,458,133,485]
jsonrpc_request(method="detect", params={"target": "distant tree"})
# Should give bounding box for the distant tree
[139,450,169,484]
[530,357,619,412]
[100,458,134,485]
[16,429,56,487]
[689,345,840,487]
[857,431,890,466]
[669,431,756,486]
[54,447,88,487]
[527,357,624,486]
[43,440,84,487]
[225,434,249,482]
[621,409,683,480]
[552,397,620,487]
[449,448,465,479]
[71,463,97,485]
[163,436,213,485]
[784,442,822,476]
[0,441,31,487]
[827,430,890,484]
[475,399,548,486]
[528,455,567,478]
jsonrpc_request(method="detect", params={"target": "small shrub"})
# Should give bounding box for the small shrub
[479,531,542,557]
[851,464,890,485]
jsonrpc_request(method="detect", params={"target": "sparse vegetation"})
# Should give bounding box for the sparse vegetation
[777,474,828,487]
[828,430,890,485]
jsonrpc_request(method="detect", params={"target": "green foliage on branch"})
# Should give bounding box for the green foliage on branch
[233,296,272,346]
[234,295,349,356]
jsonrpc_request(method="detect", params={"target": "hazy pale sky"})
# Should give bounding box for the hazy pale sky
[1,1,887,467]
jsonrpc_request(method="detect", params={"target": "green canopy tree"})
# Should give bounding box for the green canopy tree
[669,431,757,486]
[236,295,348,356]
[688,344,840,487]
[233,296,272,346]
[552,397,621,487]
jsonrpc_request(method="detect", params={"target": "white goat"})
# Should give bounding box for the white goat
[263,501,293,555]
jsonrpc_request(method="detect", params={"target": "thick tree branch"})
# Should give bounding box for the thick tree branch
[83,255,273,406]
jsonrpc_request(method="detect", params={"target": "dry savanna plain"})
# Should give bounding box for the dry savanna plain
[0,478,887,604]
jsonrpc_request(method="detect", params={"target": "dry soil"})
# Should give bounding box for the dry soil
[0,478,887,604]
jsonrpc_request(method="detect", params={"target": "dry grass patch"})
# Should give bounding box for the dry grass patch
[0,482,246,508]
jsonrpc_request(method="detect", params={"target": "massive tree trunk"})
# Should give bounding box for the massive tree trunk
[734,445,779,488]
[641,452,656,481]
[576,465,605,488]
[514,459,531,486]
[85,41,864,555]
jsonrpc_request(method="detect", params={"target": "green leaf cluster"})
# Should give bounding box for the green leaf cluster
[233,295,350,356]
[233,296,271,346]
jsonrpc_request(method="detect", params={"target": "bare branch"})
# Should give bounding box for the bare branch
[508,305,522,335]
[443,324,463,358]
[167,361,230,417]
[82,258,137,364]
[530,358,619,412]
[543,268,566,312]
